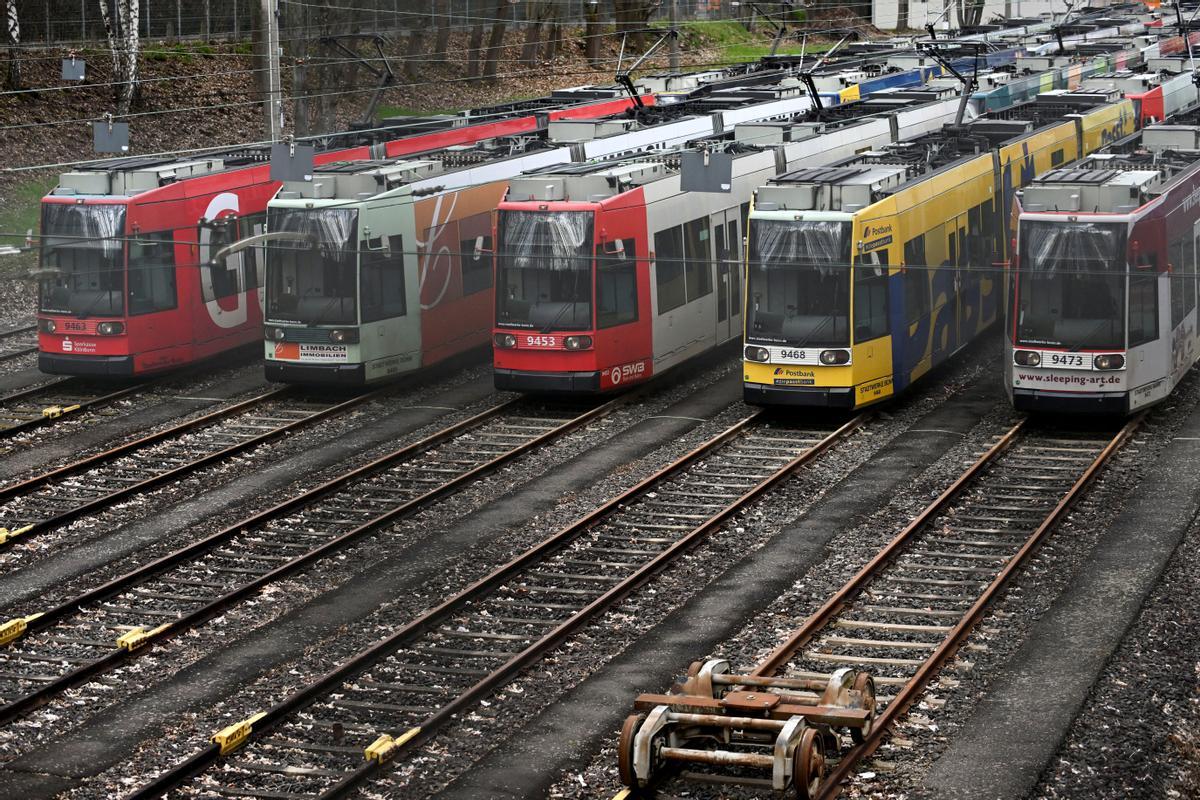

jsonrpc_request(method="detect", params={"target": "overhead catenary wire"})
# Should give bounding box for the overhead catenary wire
[0,2,869,60]
[0,12,872,84]
[0,38,882,162]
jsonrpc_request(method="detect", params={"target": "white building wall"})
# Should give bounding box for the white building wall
[872,0,1097,31]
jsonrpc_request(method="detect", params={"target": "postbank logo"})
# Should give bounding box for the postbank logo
[773,366,814,385]
[860,223,893,253]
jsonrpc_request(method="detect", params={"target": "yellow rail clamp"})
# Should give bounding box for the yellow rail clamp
[114,622,172,651]
[364,727,420,763]
[212,711,267,755]
[364,734,395,764]
[0,613,44,646]
[0,524,34,544]
[41,404,80,419]
[612,791,632,800]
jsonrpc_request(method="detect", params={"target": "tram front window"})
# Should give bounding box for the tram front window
[1016,221,1125,350]
[496,210,594,331]
[266,207,358,325]
[38,202,126,317]
[746,219,851,347]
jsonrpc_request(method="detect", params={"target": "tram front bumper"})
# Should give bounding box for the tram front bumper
[743,383,856,408]
[494,369,601,393]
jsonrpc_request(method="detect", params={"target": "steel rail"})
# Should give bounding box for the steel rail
[0,385,385,553]
[0,345,36,364]
[128,410,868,800]
[0,376,154,438]
[0,394,623,725]
[0,323,36,362]
[747,415,1142,799]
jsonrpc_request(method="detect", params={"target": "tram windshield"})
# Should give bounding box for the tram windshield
[1016,220,1125,350]
[496,210,594,331]
[746,219,851,347]
[38,202,126,317]
[266,207,358,325]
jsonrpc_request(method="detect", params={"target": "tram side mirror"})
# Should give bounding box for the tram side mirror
[1132,241,1156,270]
[473,235,494,261]
[603,239,627,259]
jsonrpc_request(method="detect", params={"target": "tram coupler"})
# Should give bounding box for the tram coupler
[616,661,876,798]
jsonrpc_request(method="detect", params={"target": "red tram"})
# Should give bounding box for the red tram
[35,92,647,377]
[1006,123,1200,414]
[491,93,962,393]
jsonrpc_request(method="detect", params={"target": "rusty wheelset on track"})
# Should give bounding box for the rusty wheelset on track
[618,661,876,798]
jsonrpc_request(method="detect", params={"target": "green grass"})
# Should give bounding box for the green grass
[651,18,834,66]
[0,176,54,277]
[144,42,216,63]
[720,39,834,64]
[376,105,467,118]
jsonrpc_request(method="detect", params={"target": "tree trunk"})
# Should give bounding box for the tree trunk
[121,0,140,112]
[468,23,484,76]
[542,4,561,63]
[99,0,140,115]
[520,2,542,65]
[405,14,425,80]
[584,1,601,65]
[433,0,451,62]
[5,0,20,91]
[482,0,508,83]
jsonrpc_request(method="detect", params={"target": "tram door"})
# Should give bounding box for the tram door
[712,209,741,342]
[950,212,969,350]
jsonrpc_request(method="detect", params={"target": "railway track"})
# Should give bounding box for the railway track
[0,324,36,363]
[614,415,1140,799]
[125,409,867,800]
[0,386,384,555]
[0,376,150,438]
[0,395,625,727]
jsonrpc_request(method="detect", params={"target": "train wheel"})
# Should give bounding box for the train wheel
[617,713,645,788]
[851,672,877,745]
[794,727,825,800]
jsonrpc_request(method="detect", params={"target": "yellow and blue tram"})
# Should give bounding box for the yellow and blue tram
[742,94,1137,408]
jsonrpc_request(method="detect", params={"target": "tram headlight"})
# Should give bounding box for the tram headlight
[744,346,770,363]
[1013,350,1041,366]
[819,349,850,366]
[38,319,56,334]
[494,333,517,349]
[1094,353,1125,370]
[268,327,287,342]
[96,321,125,336]
[564,335,593,350]
[328,329,359,344]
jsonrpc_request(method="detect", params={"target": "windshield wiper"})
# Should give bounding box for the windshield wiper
[1067,318,1118,353]
[791,314,838,348]
[540,268,588,333]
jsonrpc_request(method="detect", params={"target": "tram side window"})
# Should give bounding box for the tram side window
[127,230,177,315]
[1185,235,1196,316]
[727,220,741,313]
[1129,263,1159,348]
[459,211,493,296]
[683,217,712,302]
[854,251,889,342]
[903,235,930,325]
[1171,239,1187,329]
[597,239,638,329]
[360,235,406,323]
[243,212,267,290]
[655,226,686,314]
[202,219,241,301]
